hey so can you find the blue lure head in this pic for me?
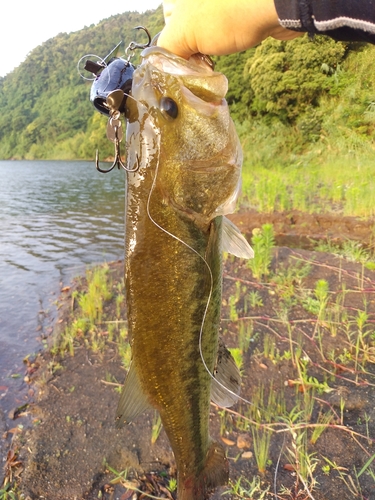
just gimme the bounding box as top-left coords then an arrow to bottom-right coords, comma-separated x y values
83,27 -> 152,117
87,57 -> 135,116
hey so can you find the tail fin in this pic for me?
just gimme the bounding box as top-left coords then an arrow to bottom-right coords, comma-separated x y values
178,441 -> 229,500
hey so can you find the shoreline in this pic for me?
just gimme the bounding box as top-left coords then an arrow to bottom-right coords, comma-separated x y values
4,213 -> 375,498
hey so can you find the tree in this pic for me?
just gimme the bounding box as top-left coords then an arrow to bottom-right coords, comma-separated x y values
247,35 -> 348,122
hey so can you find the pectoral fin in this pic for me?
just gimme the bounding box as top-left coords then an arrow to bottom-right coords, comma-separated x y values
222,217 -> 254,259
115,362 -> 151,428
211,340 -> 241,408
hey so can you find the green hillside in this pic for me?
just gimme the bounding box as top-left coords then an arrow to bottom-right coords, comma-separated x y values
0,6 -> 164,160
1,5 -> 375,206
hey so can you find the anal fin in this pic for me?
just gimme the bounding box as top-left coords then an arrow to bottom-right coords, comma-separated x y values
211,339 -> 241,408
115,362 -> 151,428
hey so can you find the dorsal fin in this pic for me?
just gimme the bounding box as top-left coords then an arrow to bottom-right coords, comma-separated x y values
211,339 -> 241,408
222,217 -> 254,259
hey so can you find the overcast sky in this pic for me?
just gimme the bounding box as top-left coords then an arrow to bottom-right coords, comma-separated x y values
0,0 -> 161,77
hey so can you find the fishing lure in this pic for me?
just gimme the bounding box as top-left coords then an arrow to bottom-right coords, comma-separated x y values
79,26 -> 152,173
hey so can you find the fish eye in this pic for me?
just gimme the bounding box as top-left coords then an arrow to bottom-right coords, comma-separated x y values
160,97 -> 178,119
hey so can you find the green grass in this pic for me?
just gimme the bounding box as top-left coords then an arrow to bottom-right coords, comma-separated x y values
237,44 -> 375,219
51,263 -> 131,367
78,264 -> 112,326
241,159 -> 375,217
0,483 -> 19,500
151,412 -> 163,445
240,145 -> 375,217
220,223 -> 375,499
223,476 -> 270,499
249,386 -> 277,474
247,223 -> 275,280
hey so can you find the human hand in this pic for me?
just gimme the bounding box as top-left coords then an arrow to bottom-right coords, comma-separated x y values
157,0 -> 301,59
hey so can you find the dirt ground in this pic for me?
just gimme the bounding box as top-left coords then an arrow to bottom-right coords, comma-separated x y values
3,210 -> 375,500
229,209 -> 375,250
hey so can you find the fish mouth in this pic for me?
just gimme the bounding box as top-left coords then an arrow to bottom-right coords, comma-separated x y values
141,46 -> 214,75
141,46 -> 229,102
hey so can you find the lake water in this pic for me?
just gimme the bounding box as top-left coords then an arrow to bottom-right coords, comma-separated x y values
0,160 -> 125,413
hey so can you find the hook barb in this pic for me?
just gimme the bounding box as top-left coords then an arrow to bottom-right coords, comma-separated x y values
127,26 -> 152,51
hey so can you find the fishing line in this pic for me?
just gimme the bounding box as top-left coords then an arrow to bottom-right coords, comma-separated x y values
76,54 -> 106,81
143,129 -> 256,410
123,93 -> 148,112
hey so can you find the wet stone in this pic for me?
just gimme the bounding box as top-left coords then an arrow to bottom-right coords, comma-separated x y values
327,386 -> 368,412
107,446 -> 140,471
236,433 -> 251,450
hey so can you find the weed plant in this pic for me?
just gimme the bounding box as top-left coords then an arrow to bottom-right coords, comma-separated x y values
0,483 -> 19,500
238,320 -> 255,353
151,411 -> 163,445
220,223 -> 375,498
315,239 -> 375,269
78,264 -> 112,326
310,410 -> 334,445
245,290 -> 263,310
272,260 -> 311,309
224,476 -> 270,499
249,386 -> 278,474
248,223 -> 275,280
52,263 -> 130,369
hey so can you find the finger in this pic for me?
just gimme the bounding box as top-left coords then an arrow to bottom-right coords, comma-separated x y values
162,0 -> 176,23
157,26 -> 193,59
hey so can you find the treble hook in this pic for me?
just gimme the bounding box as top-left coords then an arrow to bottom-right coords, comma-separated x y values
96,137 -> 126,174
126,26 -> 152,54
96,119 -> 139,173
96,147 -> 139,173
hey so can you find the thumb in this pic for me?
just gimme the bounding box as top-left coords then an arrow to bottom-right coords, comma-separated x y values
162,0 -> 175,23
157,23 -> 194,59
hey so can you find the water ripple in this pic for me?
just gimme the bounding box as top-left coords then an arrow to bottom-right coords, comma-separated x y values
0,160 -> 125,385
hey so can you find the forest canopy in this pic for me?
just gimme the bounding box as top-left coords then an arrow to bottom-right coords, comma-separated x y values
0,5 -> 374,164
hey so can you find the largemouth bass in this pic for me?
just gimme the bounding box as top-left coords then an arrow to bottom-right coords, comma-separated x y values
116,46 -> 253,500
